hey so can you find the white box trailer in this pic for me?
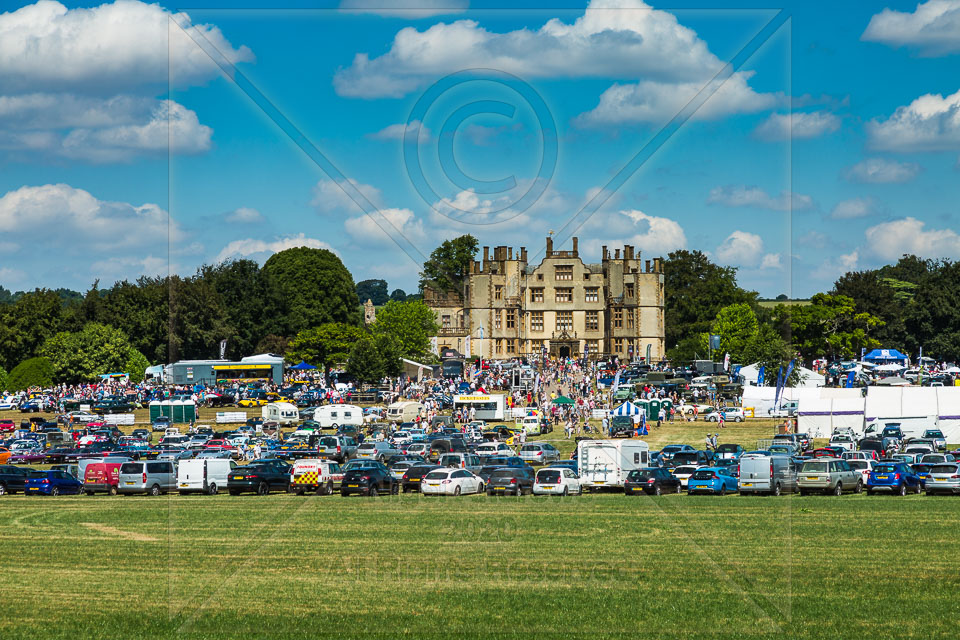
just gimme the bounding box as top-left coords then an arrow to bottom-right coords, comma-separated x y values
577,439 -> 650,490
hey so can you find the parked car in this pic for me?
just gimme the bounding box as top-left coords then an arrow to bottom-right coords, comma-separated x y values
706,408 -> 744,422
475,442 -> 517,459
0,464 -> 33,494
624,467 -> 681,495
519,442 -> 560,465
922,429 -> 947,451
178,458 -> 236,495
401,463 -> 441,492
83,461 -> 124,495
920,453 -> 956,465
715,444 -> 745,461
356,441 -> 400,462
670,465 -> 700,490
828,434 -> 856,451
687,466 -> 739,495
438,452 -> 482,474
533,466 -> 582,496
25,469 -> 84,495
846,459 -> 874,487
655,444 -> 695,466
668,450 -> 713,470
420,468 -> 484,496
289,459 -> 343,495
486,466 -> 536,496
798,458 -> 863,495
117,461 -> 177,495
912,463 -> 933,488
315,435 -> 358,463
340,460 -> 397,496
227,460 -> 292,495
866,462 -> 922,496
739,453 -> 798,495
924,463 -> 960,495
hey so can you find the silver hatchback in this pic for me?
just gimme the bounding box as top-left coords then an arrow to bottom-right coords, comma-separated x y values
925,463 -> 960,495
519,443 -> 560,465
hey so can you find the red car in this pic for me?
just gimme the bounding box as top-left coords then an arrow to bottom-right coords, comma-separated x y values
0,420 -> 15,433
811,447 -> 845,458
204,439 -> 230,449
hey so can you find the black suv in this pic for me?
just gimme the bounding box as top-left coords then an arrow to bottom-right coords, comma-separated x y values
486,466 -> 536,496
625,468 -> 681,496
0,465 -> 33,495
401,463 -> 441,493
227,460 -> 292,495
340,461 -> 398,496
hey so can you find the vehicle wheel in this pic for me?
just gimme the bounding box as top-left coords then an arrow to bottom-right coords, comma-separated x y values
719,485 -> 726,496
478,483 -> 484,493
898,483 -> 907,497
369,486 -> 379,497
207,483 -> 218,495
487,490 -> 494,496
0,484 -> 7,496
295,487 -> 305,496
799,489 -> 807,496
85,490 -> 94,496
402,485 -> 410,493
866,489 -> 873,496
149,484 -> 160,497
256,482 -> 269,496
391,482 -> 399,495
915,483 -> 922,495
735,417 -> 743,422
654,485 -> 662,496
325,481 -> 334,496
340,491 -> 349,497
51,487 -> 60,496
562,486 -> 568,497
854,480 -> 863,494
454,486 -> 461,496
773,483 -> 782,497
676,483 -> 682,494
108,485 -> 117,496
229,489 -> 241,495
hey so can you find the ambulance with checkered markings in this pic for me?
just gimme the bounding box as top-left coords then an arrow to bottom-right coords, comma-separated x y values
290,458 -> 344,495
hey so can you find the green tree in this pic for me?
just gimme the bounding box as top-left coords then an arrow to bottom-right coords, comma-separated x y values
663,250 -> 757,361
371,300 -> 439,360
741,324 -> 800,386
40,323 -> 138,383
374,333 -> 403,377
778,293 -> 884,361
0,289 -> 67,370
7,356 -> 54,390
389,288 -> 408,301
91,278 -> 170,363
699,303 -> 759,364
168,276 -> 233,361
356,279 -> 390,306
286,323 -> 366,372
125,349 -> 151,384
255,334 -> 289,356
347,336 -> 386,384
0,365 -> 7,392
419,235 -> 479,294
263,247 -> 361,334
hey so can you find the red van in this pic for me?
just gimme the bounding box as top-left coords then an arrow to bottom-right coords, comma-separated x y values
83,462 -> 123,495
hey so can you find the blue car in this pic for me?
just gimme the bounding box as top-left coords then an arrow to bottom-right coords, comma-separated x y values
687,467 -> 739,495
25,469 -> 84,496
866,462 -> 922,495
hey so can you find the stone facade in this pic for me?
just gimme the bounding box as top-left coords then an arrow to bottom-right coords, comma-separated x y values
424,236 -> 665,361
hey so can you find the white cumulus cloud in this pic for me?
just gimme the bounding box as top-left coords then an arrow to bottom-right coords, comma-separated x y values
844,157 -> 921,183
311,178 -> 384,213
830,197 -> 877,220
862,0 -> 960,56
225,207 -> 263,223
708,185 -> 815,212
753,111 -> 840,141
864,217 -> 960,261
339,0 -> 468,18
367,119 -> 431,141
216,234 -> 333,263
867,88 -> 960,152
344,207 -> 427,245
715,230 -> 774,268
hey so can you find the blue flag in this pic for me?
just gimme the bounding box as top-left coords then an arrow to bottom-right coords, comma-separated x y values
774,366 -> 784,406
784,359 -> 796,387
757,365 -> 766,386
845,370 -> 855,388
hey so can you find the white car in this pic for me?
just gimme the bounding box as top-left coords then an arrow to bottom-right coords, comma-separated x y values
707,408 -> 745,422
828,434 -> 856,451
671,465 -> 701,489
475,442 -> 516,458
65,411 -> 99,423
420,468 -> 484,496
533,467 -> 582,496
846,459 -> 873,487
404,442 -> 430,457
390,431 -> 413,446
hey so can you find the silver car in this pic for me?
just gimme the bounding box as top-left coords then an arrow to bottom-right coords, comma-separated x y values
798,458 -> 863,495
925,463 -> 960,495
519,443 -> 560,465
117,461 -> 177,495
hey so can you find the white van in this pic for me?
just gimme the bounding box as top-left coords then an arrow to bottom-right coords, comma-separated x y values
516,415 -> 543,435
386,401 -> 424,423
262,402 -> 300,425
739,453 -> 798,495
177,458 -> 236,495
313,404 -> 364,429
577,439 -> 650,490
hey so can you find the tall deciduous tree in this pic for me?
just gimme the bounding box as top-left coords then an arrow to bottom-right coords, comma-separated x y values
6,356 -> 54,391
347,336 -> 386,384
0,289 -> 67,370
40,323 -> 140,383
699,303 -> 759,364
286,323 -> 366,372
777,293 -> 884,361
371,300 -> 439,360
356,279 -> 390,306
419,235 -> 479,294
263,247 -> 361,333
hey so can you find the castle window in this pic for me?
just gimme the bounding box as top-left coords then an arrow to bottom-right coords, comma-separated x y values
586,311 -> 599,331
494,285 -> 503,300
555,288 -> 572,303
530,311 -> 544,332
557,311 -> 573,331
613,308 -> 623,328
555,265 -> 573,280
585,287 -> 599,303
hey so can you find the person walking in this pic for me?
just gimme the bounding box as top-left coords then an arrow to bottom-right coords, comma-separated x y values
601,415 -> 609,437
704,434 -> 713,452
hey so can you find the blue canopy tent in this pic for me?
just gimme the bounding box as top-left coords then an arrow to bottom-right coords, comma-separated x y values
611,401 -> 642,416
863,349 -> 908,364
289,361 -> 317,370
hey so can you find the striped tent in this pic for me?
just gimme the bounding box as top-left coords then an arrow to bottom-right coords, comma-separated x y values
611,401 -> 643,416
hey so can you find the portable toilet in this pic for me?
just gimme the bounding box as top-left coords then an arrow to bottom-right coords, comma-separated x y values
647,399 -> 661,421
149,401 -> 163,421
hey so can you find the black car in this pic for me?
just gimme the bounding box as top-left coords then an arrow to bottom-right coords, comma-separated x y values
43,447 -> 83,464
625,467 -> 681,496
340,461 -> 398,496
401,463 -> 441,492
669,450 -> 714,469
227,460 -> 292,495
0,465 -> 33,495
131,428 -> 151,442
92,399 -> 135,414
486,467 -> 536,496
428,438 -> 467,463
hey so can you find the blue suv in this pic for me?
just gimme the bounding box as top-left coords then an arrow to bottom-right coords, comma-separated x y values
866,462 -> 922,496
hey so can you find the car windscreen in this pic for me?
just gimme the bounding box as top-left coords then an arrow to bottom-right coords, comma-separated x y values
848,461 -> 868,470
358,443 -> 375,450
673,466 -> 697,474
520,445 -> 540,452
490,469 -> 519,479
423,470 -> 449,480
873,464 -> 897,473
27,471 -> 47,478
537,470 -> 561,483
672,453 -> 698,464
318,438 -> 339,447
716,444 -> 739,452
119,463 -> 142,474
931,464 -> 958,474
627,470 -> 653,480
692,469 -> 715,480
801,462 -> 828,473
661,445 -> 683,453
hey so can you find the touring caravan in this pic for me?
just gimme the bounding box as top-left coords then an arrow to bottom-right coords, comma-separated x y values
313,404 -> 364,429
386,401 -> 424,423
262,402 -> 300,425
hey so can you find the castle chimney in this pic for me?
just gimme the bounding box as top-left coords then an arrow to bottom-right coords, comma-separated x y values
602,245 -> 608,261
645,259 -> 651,272
508,247 -> 513,260
572,237 -> 579,256
546,235 -> 553,256
520,247 -> 527,262
615,248 -> 621,259
483,246 -> 490,268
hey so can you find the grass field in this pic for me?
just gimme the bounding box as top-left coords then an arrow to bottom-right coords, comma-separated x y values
3,490 -> 960,639
6,409 -> 958,638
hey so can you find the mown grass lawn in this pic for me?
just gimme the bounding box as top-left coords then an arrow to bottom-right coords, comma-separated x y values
2,491 -> 959,639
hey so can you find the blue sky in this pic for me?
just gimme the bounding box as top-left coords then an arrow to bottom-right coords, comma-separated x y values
1,0 -> 958,298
